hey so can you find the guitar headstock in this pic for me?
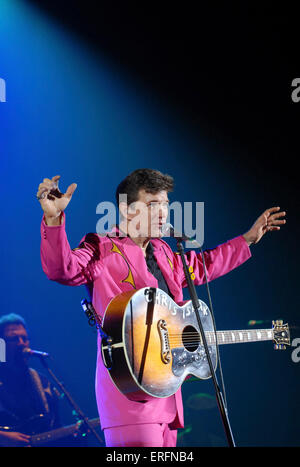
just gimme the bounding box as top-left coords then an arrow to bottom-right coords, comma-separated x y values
272,320 -> 290,349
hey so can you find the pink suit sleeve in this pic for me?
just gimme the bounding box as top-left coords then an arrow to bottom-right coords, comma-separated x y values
174,235 -> 251,287
40,211 -> 99,286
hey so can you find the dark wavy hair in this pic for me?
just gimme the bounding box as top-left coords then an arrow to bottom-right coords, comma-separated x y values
0,313 -> 27,338
115,168 -> 174,207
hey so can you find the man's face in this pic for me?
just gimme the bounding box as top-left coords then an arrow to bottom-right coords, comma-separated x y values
126,189 -> 169,238
3,324 -> 30,366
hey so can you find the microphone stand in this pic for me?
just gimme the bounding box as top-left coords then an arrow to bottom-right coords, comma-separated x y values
176,239 -> 236,447
38,356 -> 103,445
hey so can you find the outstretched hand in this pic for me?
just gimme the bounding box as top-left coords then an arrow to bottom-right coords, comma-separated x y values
243,207 -> 286,246
36,175 -> 77,224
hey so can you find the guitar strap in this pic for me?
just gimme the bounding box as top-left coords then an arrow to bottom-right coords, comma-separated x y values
28,368 -> 50,415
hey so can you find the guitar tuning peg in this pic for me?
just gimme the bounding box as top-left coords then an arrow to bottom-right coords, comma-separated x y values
274,344 -> 286,350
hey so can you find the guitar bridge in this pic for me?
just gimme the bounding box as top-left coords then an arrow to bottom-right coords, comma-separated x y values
157,319 -> 171,364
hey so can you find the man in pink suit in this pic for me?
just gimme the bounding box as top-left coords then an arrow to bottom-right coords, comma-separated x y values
37,169 -> 286,447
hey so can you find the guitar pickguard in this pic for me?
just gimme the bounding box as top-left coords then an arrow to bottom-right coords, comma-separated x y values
171,345 -> 216,380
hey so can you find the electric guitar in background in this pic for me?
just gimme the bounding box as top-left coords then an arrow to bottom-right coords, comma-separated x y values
0,414 -> 100,446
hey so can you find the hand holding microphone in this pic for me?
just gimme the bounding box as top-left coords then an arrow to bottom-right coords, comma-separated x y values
36,175 -> 77,226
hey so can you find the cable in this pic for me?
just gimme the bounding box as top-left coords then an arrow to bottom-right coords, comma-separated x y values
199,246 -> 228,412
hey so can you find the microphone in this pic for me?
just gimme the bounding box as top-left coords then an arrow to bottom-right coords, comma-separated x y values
162,223 -> 201,248
23,348 -> 50,359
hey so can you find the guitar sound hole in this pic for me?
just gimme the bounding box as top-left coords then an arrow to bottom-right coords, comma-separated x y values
182,325 -> 200,352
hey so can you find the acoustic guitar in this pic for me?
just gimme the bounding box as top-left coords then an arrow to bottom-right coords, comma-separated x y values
100,287 -> 290,400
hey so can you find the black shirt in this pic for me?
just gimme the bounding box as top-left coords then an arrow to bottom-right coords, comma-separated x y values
0,365 -> 87,446
145,242 -> 173,298
113,226 -> 173,298
0,365 -> 59,432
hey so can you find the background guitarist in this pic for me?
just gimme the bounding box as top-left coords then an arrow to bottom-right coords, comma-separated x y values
37,168 -> 286,447
0,313 -> 87,447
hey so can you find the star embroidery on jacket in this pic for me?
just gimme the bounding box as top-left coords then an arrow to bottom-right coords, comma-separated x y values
109,239 -> 136,289
162,246 -> 174,271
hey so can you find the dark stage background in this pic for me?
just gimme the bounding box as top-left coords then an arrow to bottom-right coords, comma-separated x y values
0,1 -> 299,447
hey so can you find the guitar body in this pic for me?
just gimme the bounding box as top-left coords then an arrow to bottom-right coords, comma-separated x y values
101,287 -> 217,400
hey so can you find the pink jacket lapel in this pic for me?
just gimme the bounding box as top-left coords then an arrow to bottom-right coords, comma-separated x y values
152,241 -> 180,300
107,229 -> 158,289
107,227 -> 180,299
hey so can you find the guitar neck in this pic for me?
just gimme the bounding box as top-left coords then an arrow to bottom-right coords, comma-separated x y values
30,418 -> 99,446
206,328 -> 273,346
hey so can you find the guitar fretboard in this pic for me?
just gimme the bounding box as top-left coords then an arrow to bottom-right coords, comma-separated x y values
207,329 -> 273,345
30,418 -> 100,446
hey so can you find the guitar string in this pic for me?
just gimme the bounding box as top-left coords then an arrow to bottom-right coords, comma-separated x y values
167,331 -> 271,340
167,338 -> 269,342
157,329 -> 274,347
168,330 -> 271,335
167,331 -> 273,345
168,335 -> 271,342
168,331 -> 271,337
167,338 -> 272,349
167,341 -> 269,347
167,340 -> 254,349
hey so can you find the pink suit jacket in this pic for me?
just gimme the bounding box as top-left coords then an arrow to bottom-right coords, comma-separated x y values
40,212 -> 251,430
